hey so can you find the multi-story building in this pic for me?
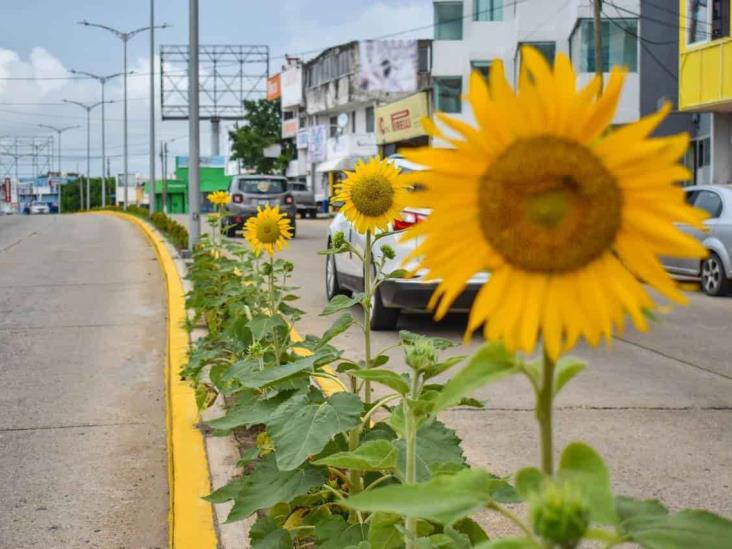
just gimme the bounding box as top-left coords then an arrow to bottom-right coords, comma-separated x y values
431,0 -> 695,146
679,0 -> 731,186
278,39 -> 432,210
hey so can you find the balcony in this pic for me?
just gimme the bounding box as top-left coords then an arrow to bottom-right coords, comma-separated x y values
679,38 -> 732,111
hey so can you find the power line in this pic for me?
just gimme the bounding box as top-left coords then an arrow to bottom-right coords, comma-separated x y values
600,8 -> 676,46
604,0 -> 709,35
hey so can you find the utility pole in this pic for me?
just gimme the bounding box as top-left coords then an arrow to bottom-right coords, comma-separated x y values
78,19 -> 169,211
69,70 -> 122,208
160,140 -> 168,213
593,0 -> 604,95
188,0 -> 201,251
64,99 -> 112,210
149,0 -> 157,216
38,124 -> 79,174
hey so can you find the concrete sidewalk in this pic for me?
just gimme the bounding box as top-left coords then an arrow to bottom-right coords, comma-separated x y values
0,214 -> 168,548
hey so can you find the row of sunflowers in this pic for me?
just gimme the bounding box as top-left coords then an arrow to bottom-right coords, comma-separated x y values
183,49 -> 732,548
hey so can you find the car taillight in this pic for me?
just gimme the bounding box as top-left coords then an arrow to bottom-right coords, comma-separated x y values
232,194 -> 243,203
284,194 -> 294,205
393,210 -> 427,231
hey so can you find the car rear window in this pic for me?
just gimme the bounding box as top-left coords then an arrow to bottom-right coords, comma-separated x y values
238,179 -> 286,194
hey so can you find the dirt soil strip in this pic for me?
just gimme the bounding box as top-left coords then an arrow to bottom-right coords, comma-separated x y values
97,212 -> 217,549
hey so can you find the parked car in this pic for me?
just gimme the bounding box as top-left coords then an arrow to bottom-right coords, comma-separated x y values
225,175 -> 297,238
325,155 -> 488,330
29,202 -> 50,215
288,177 -> 319,219
662,184 -> 732,296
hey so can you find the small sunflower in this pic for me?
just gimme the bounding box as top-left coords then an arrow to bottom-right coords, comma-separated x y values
209,191 -> 231,206
333,156 -> 409,234
402,47 -> 707,359
244,205 -> 293,256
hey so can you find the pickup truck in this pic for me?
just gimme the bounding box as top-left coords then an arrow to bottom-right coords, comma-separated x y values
288,177 -> 319,219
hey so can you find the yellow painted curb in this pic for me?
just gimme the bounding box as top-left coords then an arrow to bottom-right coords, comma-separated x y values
95,212 -> 217,549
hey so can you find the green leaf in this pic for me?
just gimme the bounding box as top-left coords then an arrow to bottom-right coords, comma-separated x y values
351,368 -> 410,395
558,442 -> 617,524
248,314 -> 289,340
433,342 -> 517,412
346,468 -> 503,525
249,515 -> 291,549
236,447 -> 259,467
553,357 -> 586,396
425,355 -> 466,380
617,496 -> 732,549
315,515 -> 368,549
322,293 -> 363,315
239,353 -> 329,390
205,390 -> 294,430
515,467 -> 545,500
314,440 -> 397,471
368,512 -> 403,549
268,392 -> 363,470
386,268 -> 409,279
395,419 -> 466,481
452,517 -> 490,544
223,456 -> 327,522
319,313 -> 354,347
474,539 -> 540,549
204,477 -> 246,504
399,330 -> 454,350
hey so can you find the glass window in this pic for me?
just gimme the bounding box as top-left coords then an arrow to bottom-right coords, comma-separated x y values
238,179 -> 287,194
365,106 -> 375,133
434,77 -> 463,113
475,0 -> 503,21
570,19 -> 638,72
329,115 -> 338,138
519,42 -> 556,66
694,190 -> 723,218
688,0 -> 710,43
470,60 -> 492,81
435,2 -> 463,40
696,137 -> 711,167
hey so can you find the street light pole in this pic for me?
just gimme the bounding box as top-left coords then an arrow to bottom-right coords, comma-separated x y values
188,0 -> 201,251
38,124 -> 79,174
149,0 -> 157,216
69,70 -> 122,208
77,19 -> 170,211
63,99 -> 113,210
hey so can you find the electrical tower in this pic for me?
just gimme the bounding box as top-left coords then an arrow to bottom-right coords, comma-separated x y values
0,136 -> 55,181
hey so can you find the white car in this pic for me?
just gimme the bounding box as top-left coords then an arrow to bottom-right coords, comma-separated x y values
29,202 -> 50,215
325,155 -> 488,330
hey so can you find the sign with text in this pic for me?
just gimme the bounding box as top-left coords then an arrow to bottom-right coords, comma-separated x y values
282,117 -> 299,139
307,125 -> 327,163
267,73 -> 282,101
358,40 -> 418,93
375,92 -> 429,145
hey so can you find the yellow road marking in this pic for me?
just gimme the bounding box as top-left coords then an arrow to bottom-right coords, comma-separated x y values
95,212 -> 217,549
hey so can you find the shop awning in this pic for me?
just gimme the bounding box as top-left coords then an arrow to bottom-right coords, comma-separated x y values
315,156 -> 364,172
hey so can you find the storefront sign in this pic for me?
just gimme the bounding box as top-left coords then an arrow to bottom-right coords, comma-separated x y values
308,125 -> 327,162
267,73 -> 281,101
282,117 -> 299,138
375,92 -> 429,145
296,128 -> 309,149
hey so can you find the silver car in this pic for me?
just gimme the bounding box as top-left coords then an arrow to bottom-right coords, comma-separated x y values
662,185 -> 732,296
224,175 -> 297,237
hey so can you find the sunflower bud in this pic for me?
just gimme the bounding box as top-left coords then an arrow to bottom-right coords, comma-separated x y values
530,482 -> 590,548
404,337 -> 438,372
282,260 -> 295,273
380,244 -> 396,260
332,231 -> 346,249
261,262 -> 273,275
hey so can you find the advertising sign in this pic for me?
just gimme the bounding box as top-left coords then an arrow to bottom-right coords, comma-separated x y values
281,66 -> 303,107
375,92 -> 429,145
358,40 -> 418,93
267,73 -> 282,101
296,128 -> 309,149
176,155 -> 227,168
282,117 -> 299,139
308,125 -> 327,162
2,178 -> 10,202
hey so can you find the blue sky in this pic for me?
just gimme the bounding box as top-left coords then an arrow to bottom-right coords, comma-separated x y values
0,0 -> 432,176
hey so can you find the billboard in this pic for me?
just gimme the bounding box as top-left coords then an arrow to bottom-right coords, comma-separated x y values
307,126 -> 327,163
296,128 -> 309,149
375,92 -> 429,145
281,66 -> 303,107
176,155 -> 227,168
267,73 -> 282,101
2,178 -> 10,202
358,40 -> 418,93
282,117 -> 299,139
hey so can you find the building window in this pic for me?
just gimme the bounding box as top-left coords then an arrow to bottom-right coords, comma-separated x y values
434,77 -> 463,113
570,18 -> 638,72
435,2 -> 463,40
365,106 -> 375,133
689,0 -> 730,43
470,61 -> 492,81
475,0 -> 503,21
518,42 -> 556,66
329,115 -> 338,138
351,111 -> 356,133
696,136 -> 711,167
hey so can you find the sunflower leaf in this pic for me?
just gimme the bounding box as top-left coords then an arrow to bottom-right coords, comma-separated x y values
321,293 -> 364,315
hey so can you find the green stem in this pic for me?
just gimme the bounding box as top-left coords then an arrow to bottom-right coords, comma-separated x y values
363,230 -> 374,405
486,502 -> 534,539
404,371 -> 420,549
348,427 -> 364,495
537,348 -> 556,475
268,255 -> 281,367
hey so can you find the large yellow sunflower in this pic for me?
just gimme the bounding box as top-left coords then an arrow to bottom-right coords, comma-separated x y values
244,205 -> 293,256
333,156 -> 410,234
402,47 -> 707,359
209,190 -> 231,206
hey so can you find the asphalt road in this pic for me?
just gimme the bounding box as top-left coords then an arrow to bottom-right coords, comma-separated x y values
0,214 -> 167,548
280,218 -> 732,527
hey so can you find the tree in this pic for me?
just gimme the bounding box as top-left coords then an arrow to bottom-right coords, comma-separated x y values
229,98 -> 292,174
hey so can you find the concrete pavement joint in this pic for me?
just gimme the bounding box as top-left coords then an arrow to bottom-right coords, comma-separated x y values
0,321 -> 160,332
614,335 -> 732,381
0,421 -> 151,433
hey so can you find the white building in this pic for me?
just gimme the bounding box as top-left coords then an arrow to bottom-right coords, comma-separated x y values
431,0 -> 642,130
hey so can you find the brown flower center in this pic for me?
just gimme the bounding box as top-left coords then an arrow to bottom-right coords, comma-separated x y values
478,136 -> 622,273
349,176 -> 395,217
256,218 -> 281,244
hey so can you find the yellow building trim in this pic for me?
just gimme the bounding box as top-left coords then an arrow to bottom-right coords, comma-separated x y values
95,212 -> 217,549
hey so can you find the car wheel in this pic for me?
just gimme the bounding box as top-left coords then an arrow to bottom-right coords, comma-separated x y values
701,252 -> 731,296
290,218 -> 297,238
308,209 -> 318,219
369,286 -> 399,330
325,250 -> 349,299
300,211 -> 307,219
225,225 -> 237,238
